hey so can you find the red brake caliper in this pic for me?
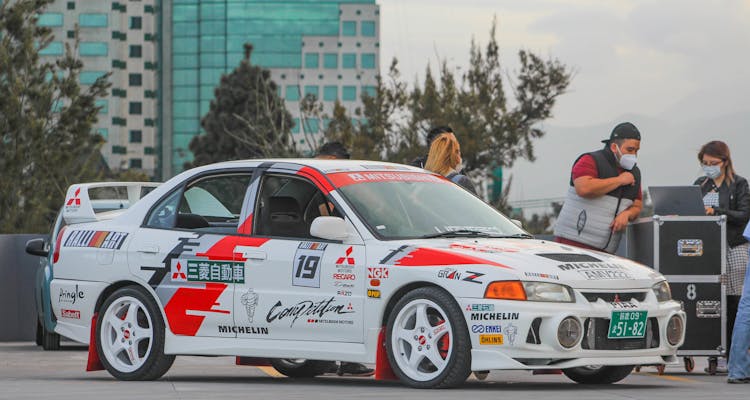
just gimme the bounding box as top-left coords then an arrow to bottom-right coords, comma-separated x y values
437,319 -> 449,358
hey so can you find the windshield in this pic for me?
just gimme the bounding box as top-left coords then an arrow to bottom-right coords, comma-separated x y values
335,176 -> 527,240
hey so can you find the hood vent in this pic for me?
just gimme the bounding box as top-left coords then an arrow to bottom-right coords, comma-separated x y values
536,253 -> 602,262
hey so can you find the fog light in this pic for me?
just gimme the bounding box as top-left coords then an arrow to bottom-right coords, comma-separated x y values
666,315 -> 684,346
557,317 -> 582,349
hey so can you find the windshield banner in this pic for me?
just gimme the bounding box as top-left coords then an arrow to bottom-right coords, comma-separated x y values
327,171 -> 448,188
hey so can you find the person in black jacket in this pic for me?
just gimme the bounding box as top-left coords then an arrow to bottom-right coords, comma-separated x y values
410,126 -> 453,168
694,140 -> 750,372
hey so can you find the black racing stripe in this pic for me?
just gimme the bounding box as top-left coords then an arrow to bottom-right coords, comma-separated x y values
379,245 -> 409,264
536,253 -> 602,262
142,235 -> 203,289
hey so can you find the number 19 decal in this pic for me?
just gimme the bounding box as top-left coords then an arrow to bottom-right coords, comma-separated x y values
292,242 -> 327,288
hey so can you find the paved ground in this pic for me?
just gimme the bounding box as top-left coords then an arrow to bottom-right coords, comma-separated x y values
0,342 -> 747,400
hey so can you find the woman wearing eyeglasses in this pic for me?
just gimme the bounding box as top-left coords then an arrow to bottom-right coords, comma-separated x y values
694,140 -> 750,373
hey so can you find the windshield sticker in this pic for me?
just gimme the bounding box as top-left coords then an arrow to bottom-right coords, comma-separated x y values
63,230 -> 128,249
327,171 -> 447,187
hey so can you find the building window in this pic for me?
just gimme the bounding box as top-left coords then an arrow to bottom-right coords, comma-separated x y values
129,159 -> 142,169
95,99 -> 108,114
304,53 -> 319,69
362,86 -> 376,98
303,118 -> 319,134
129,73 -> 142,86
361,53 -> 375,69
112,145 -> 127,154
112,31 -> 127,40
112,88 -> 127,97
130,16 -> 142,29
342,53 -> 356,69
323,86 -> 337,101
129,130 -> 142,143
80,71 -> 106,85
112,59 -> 126,69
39,42 -> 64,56
304,85 -> 318,99
342,21 -> 356,36
323,53 -> 337,69
144,147 -> 155,155
37,13 -> 63,27
67,30 -> 75,39
342,86 -> 356,101
129,45 -> 142,58
129,101 -> 142,115
67,2 -> 75,10
79,13 -> 108,27
285,86 -> 300,101
361,21 -> 376,37
79,42 -> 108,57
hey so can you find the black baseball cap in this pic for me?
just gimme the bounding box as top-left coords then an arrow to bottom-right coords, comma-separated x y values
602,122 -> 641,143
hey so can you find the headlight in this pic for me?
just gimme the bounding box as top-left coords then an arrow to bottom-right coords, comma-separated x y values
485,281 -> 575,302
652,281 -> 672,302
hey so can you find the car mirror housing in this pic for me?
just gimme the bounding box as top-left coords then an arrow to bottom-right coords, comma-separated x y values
25,238 -> 49,258
511,219 -> 524,229
310,216 -> 349,241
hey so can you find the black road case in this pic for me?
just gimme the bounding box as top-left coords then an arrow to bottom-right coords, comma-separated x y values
626,215 -> 727,371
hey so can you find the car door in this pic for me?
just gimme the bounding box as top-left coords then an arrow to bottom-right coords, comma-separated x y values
234,172 -> 366,342
128,171 -> 254,338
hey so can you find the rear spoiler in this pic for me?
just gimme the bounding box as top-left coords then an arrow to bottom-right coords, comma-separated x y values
62,182 -> 161,224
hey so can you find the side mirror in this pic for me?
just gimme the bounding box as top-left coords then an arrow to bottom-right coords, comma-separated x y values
310,216 -> 349,241
26,238 -> 49,257
511,219 -> 524,229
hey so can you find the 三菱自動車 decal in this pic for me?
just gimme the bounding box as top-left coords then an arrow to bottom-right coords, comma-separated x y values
466,304 -> 494,312
266,297 -> 355,327
171,259 -> 245,284
240,288 -> 259,323
64,230 -> 128,250
292,242 -> 327,288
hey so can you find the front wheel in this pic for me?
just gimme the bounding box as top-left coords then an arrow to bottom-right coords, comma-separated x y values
562,365 -> 634,384
96,286 -> 174,380
270,359 -> 333,378
386,286 -> 471,388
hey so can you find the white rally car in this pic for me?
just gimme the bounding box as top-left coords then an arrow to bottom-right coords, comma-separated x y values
52,159 -> 685,388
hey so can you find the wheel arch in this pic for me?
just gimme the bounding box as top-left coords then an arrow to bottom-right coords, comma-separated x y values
380,281 -> 448,327
94,280 -> 169,330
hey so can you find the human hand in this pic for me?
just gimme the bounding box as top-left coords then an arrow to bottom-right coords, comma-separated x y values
618,171 -> 635,186
705,206 -> 715,215
610,211 -> 631,232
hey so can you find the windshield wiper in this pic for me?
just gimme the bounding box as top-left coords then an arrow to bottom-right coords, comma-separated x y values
490,233 -> 534,239
420,230 -> 495,239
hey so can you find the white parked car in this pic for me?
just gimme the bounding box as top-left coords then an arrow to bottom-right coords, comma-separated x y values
51,159 -> 685,388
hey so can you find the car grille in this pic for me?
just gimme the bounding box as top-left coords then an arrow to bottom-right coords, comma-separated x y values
581,291 -> 648,303
581,317 -> 660,350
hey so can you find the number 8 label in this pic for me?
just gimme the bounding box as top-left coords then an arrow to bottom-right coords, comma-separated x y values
686,284 -> 697,301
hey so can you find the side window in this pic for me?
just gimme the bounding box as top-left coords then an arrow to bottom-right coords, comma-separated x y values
255,174 -> 342,239
146,173 -> 252,232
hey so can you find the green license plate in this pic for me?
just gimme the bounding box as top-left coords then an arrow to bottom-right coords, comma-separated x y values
607,310 -> 648,339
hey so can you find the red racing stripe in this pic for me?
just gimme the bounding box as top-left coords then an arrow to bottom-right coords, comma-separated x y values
297,166 -> 335,194
164,283 -> 228,336
237,213 -> 253,235
394,247 -> 512,269
196,236 -> 269,261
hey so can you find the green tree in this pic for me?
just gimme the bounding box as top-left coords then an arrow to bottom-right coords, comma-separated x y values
0,0 -> 111,233
187,44 -> 297,168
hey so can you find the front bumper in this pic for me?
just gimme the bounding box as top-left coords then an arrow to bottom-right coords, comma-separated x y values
459,292 -> 685,371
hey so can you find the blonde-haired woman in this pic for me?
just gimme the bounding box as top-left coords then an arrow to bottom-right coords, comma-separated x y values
424,132 -> 476,194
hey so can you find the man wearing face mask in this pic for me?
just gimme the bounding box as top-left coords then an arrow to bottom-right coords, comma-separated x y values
553,122 -> 643,253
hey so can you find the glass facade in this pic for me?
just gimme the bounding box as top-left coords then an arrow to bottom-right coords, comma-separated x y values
167,0 -> 379,175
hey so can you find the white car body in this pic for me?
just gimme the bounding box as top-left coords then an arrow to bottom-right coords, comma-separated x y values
51,159 -> 685,387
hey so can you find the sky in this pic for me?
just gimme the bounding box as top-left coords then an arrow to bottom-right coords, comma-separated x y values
378,0 -> 750,207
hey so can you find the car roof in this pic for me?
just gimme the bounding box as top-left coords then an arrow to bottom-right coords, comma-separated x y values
208,158 -> 426,175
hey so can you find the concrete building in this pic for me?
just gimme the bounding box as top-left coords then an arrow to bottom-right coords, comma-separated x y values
161,0 -> 380,178
38,0 -> 160,176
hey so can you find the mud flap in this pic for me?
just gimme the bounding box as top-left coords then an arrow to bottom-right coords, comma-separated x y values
86,313 -> 104,371
374,327 -> 397,381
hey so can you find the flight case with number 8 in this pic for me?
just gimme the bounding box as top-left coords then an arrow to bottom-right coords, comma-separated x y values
626,215 -> 726,371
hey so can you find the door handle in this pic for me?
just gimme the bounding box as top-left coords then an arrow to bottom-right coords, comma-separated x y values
241,250 -> 266,261
137,246 -> 159,254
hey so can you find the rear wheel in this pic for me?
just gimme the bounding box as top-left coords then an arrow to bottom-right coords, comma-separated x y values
563,365 -> 634,384
96,286 -> 174,380
270,359 -> 333,378
39,321 -> 60,351
386,286 -> 471,388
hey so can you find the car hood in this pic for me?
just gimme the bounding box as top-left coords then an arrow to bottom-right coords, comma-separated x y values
386,238 -> 663,290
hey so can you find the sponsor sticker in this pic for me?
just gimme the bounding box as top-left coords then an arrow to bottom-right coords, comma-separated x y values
336,246 -> 356,266
218,325 -> 269,335
184,260 -> 245,284
337,289 -> 352,297
557,262 -> 633,280
370,278 -> 381,287
479,334 -> 504,345
470,312 -> 519,321
471,324 -> 502,334
61,309 -> 81,319
333,272 -> 356,281
266,297 -> 355,327
367,267 -> 389,279
240,289 -> 259,323
462,271 -> 484,284
59,285 -> 85,305
367,289 -> 381,298
524,271 -> 560,280
466,304 -> 495,312
292,242 -> 326,288
63,230 -> 128,250
503,322 -> 518,345
437,268 -> 461,280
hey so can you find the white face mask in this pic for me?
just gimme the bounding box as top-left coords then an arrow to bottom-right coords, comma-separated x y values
615,145 -> 637,170
703,165 -> 722,179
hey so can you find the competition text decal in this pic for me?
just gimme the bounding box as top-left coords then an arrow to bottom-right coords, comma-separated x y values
266,297 -> 355,327
171,259 -> 245,284
64,230 -> 128,249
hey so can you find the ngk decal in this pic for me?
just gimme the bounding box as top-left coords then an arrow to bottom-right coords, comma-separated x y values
367,267 -> 389,279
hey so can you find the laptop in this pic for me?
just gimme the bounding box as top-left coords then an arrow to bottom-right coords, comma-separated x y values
648,186 -> 706,216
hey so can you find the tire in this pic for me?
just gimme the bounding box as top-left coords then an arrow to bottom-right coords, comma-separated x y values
96,286 -> 174,380
562,365 -> 634,384
270,359 -> 333,378
385,286 -> 471,388
40,322 -> 60,351
35,321 -> 43,346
